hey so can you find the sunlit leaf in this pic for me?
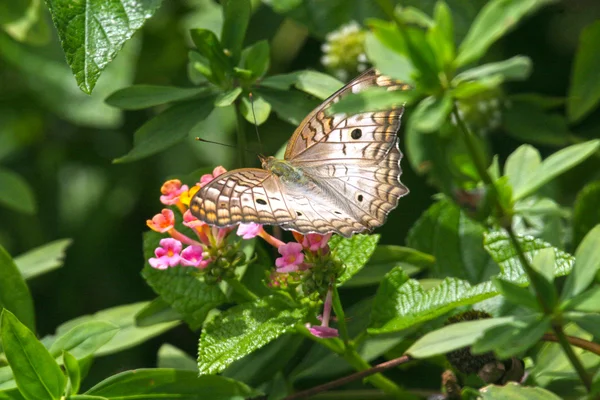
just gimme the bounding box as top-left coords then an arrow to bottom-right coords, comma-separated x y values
46,0 -> 162,93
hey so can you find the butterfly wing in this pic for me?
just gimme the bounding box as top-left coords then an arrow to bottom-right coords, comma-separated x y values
282,68 -> 409,235
190,169 -> 295,226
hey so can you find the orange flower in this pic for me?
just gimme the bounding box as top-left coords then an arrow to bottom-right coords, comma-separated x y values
147,209 -> 175,233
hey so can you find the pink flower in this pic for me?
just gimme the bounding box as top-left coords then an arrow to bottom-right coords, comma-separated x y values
147,209 -> 175,233
307,325 -> 339,339
148,238 -> 182,269
183,210 -> 205,229
237,223 -> 262,239
302,233 -> 332,252
275,242 -> 304,272
180,245 -> 209,268
199,166 -> 227,187
306,287 -> 339,338
160,179 -> 189,205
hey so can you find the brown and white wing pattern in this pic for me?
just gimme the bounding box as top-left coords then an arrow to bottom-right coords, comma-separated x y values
281,68 -> 409,236
189,169 -> 295,226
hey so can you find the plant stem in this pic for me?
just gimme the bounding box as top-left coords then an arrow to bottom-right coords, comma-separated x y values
542,332 -> 600,356
551,324 -> 593,391
453,105 -> 593,392
234,100 -> 247,168
283,355 -> 412,400
225,278 -> 258,301
331,286 -> 350,347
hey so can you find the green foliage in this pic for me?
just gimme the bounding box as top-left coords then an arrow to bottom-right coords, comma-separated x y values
1,310 -> 65,400
197,295 -> 307,375
0,246 -> 35,331
2,0 -> 600,398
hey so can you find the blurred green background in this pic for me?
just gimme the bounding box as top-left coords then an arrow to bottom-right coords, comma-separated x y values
1,0 -> 599,388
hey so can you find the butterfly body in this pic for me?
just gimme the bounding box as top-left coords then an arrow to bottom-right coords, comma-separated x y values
190,69 -> 410,238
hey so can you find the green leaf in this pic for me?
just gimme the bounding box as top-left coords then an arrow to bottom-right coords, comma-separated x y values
223,334 -> 303,386
573,181 -> 600,248
531,247 -> 556,284
134,297 -> 182,327
344,245 -> 433,288
84,369 -> 260,399
49,321 -> 119,360
484,230 -> 574,284
13,239 -> 72,280
492,278 -> 538,311
50,302 -> 179,357
472,316 -> 550,358
1,310 -> 65,400
239,93 -> 271,125
561,225 -> 600,300
326,87 -> 417,116
190,29 -> 232,87
63,351 -> 80,396
456,0 -> 555,66
45,0 -> 162,94
480,382 -> 562,399
240,40 -> 270,79
197,296 -> 306,375
567,21 -> 600,123
365,30 -> 415,84
261,70 -> 343,100
563,286 -> 600,312
409,94 -> 453,133
407,200 -> 497,283
406,316 -> 514,358
427,1 -> 455,70
503,101 -> 571,147
114,95 -> 217,163
157,344 -> 197,371
255,87 -> 319,125
0,245 -> 35,331
503,145 -> 541,197
105,86 -> 208,110
565,312 -> 600,338
0,168 -> 36,214
331,234 -> 379,284
453,56 -> 532,84
513,140 -> 600,200
370,267 -> 411,330
214,87 -> 242,107
220,0 -> 251,65
142,231 -> 226,331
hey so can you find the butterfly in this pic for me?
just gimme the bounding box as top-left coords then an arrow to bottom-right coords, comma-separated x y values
190,68 -> 410,238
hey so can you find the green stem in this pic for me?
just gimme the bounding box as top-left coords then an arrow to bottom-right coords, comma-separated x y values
331,286 -> 350,347
453,105 -> 593,392
225,278 -> 258,301
551,323 -> 592,391
234,100 -> 247,168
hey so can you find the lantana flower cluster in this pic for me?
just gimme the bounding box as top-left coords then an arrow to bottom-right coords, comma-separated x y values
146,166 -> 342,338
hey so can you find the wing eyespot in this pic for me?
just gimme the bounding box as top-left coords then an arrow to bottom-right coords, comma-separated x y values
256,198 -> 267,205
351,128 -> 362,140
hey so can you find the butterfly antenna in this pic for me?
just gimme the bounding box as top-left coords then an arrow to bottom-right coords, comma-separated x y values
195,137 -> 255,154
249,92 -> 264,154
